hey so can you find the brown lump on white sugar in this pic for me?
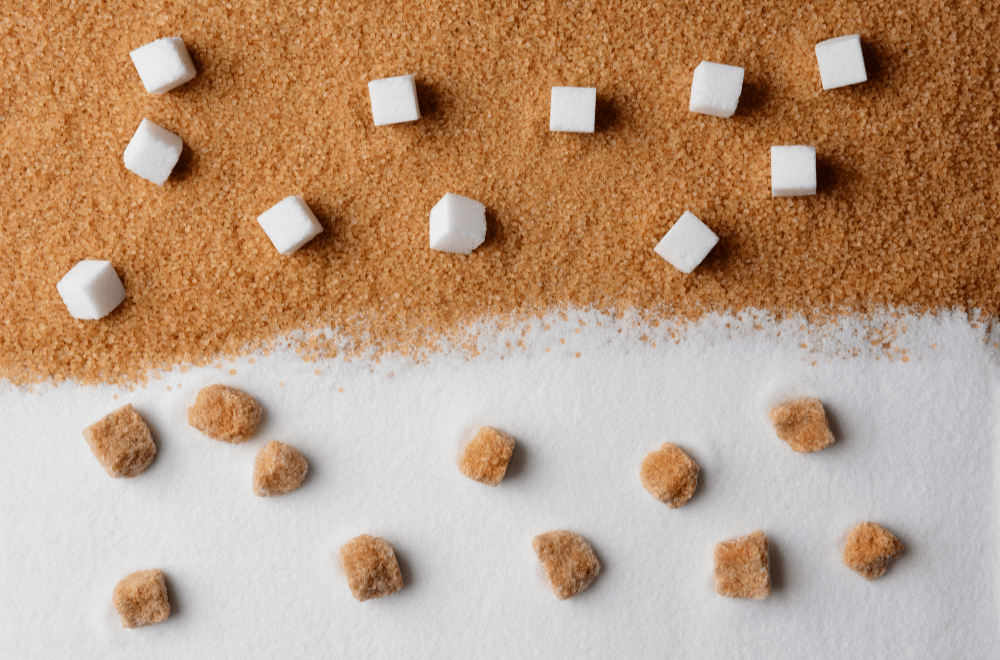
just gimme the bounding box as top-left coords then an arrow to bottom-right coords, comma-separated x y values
113,569 -> 170,629
640,442 -> 699,507
714,530 -> 771,600
253,440 -> 308,496
843,522 -> 903,580
339,534 -> 404,601
83,403 -> 156,478
458,426 -> 515,486
532,530 -> 601,600
187,384 -> 262,443
769,397 -> 835,453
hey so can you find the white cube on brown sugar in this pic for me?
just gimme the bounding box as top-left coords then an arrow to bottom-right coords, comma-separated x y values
653,211 -> 719,274
368,74 -> 421,126
815,34 -> 867,90
257,196 -> 324,255
57,260 -> 126,320
129,37 -> 197,94
771,146 -> 817,197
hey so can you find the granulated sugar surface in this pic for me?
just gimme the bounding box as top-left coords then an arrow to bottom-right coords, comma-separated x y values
1,1 -> 997,384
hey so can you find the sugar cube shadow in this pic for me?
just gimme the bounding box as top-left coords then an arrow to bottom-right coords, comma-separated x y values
768,536 -> 785,593
170,143 -> 198,184
163,572 -> 184,620
502,438 -> 528,481
594,94 -> 621,133
393,544 -> 417,592
733,77 -> 769,117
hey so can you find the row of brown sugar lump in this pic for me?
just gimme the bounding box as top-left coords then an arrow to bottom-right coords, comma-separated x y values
55,32 -> 869,320
88,387 -> 902,627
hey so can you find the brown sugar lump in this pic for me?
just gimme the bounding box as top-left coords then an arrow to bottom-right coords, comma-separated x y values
714,530 -> 771,600
458,426 -> 515,486
339,534 -> 404,601
532,531 -> 601,600
639,442 -> 699,508
768,397 -> 835,453
843,522 -> 904,580
113,569 -> 170,628
253,440 -> 309,496
187,384 -> 262,443
83,404 -> 156,478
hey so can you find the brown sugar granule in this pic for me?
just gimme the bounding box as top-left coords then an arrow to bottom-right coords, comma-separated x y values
458,426 -> 515,486
187,384 -> 262,443
83,403 -> 156,478
2,3 -> 998,386
532,530 -> 601,600
113,569 -> 170,629
639,442 -> 699,508
843,522 -> 903,580
339,534 -> 404,602
252,440 -> 308,496
769,397 -> 835,453
714,530 -> 771,600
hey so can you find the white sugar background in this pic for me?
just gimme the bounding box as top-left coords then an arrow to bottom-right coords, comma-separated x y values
2,309 -> 998,659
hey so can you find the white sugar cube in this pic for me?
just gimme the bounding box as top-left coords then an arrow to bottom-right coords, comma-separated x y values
654,211 -> 719,274
257,196 -> 324,255
368,74 -> 421,126
771,146 -> 817,197
815,34 -> 867,90
57,260 -> 126,320
123,119 -> 183,186
689,61 -> 745,118
429,193 -> 487,255
129,37 -> 197,94
550,86 -> 597,133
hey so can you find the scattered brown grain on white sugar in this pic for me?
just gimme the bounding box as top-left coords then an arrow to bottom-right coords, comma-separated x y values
187,384 -> 262,443
339,534 -> 404,602
714,530 -> 771,600
532,530 -> 601,600
639,442 -> 699,508
113,569 -> 170,629
253,440 -> 308,496
458,426 -> 515,486
843,522 -> 903,580
769,397 -> 835,453
83,403 -> 156,478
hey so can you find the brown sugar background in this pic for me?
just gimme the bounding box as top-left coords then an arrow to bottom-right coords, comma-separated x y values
1,1 -> 997,385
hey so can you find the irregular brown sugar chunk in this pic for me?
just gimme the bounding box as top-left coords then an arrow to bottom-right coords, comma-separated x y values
253,440 -> 309,496
714,530 -> 771,600
769,397 -> 835,453
187,384 -> 262,443
843,522 -> 904,580
339,534 -> 404,601
532,530 -> 601,600
640,442 -> 699,507
458,426 -> 515,486
113,569 -> 170,629
83,403 -> 156,478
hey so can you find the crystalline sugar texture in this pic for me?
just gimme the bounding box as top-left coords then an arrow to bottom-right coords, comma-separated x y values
429,193 -> 487,255
654,211 -> 719,274
689,61 -> 745,118
129,37 -> 197,94
57,260 -> 126,320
